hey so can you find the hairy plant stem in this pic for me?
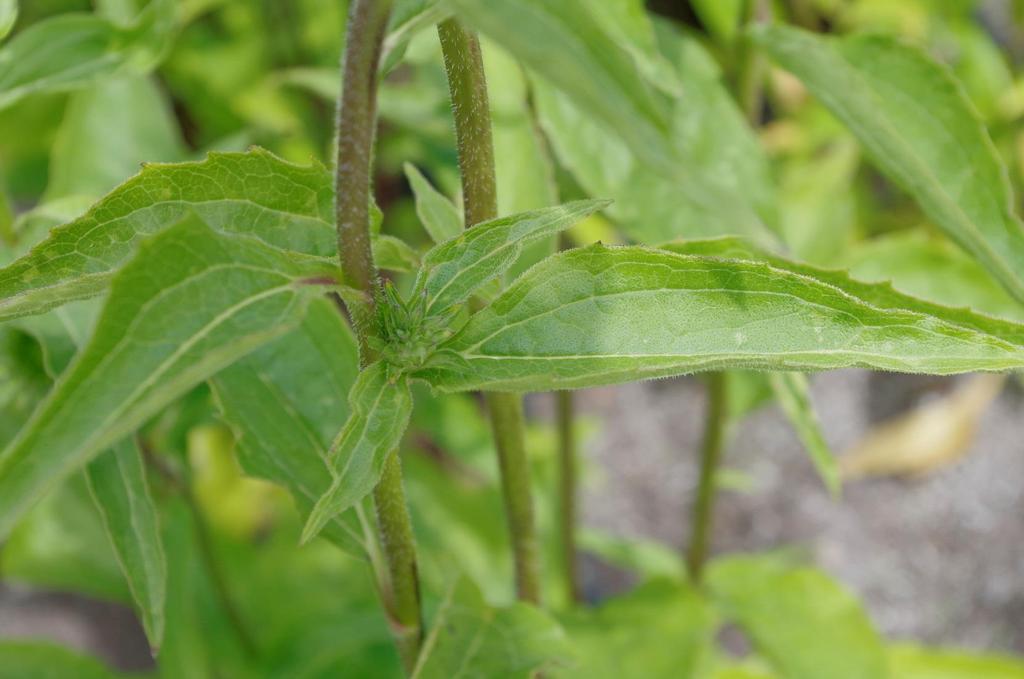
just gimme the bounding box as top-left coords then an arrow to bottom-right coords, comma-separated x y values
438,18 -> 542,605
556,391 -> 580,604
685,372 -> 728,582
335,0 -> 422,671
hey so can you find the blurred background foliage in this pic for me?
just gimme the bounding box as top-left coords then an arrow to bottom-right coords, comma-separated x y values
2,0 -> 1024,677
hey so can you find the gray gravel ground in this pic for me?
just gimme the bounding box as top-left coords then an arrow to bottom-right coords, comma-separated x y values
575,370 -> 1024,654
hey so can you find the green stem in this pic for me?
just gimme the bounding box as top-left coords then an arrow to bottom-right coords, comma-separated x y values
487,391 -> 542,603
374,452 -> 423,671
556,391 -> 580,604
437,19 -> 498,226
438,18 -> 541,605
335,0 -> 390,353
685,372 -> 728,582
335,0 -> 423,670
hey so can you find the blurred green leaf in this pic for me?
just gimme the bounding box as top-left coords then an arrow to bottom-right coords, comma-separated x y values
0,214 -> 334,539
0,0 -> 175,111
845,231 -> 1024,322
0,642 -> 121,679
888,644 -> 1024,679
45,75 -> 186,200
531,21 -> 775,243
302,362 -> 413,544
420,245 -> 1024,392
412,576 -> 572,678
753,25 -> 1024,304
769,372 -> 839,496
707,556 -> 888,679
0,0 -> 16,42
2,474 -> 129,602
554,579 -> 715,678
691,0 -> 745,44
0,326 -> 49,447
85,437 -> 167,650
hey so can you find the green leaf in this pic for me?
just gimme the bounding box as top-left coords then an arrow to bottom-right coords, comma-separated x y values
768,372 -> 839,497
85,438 -> 167,650
419,245 -> 1024,392
663,237 -> 1024,345
447,0 -> 673,171
0,148 -> 399,322
382,0 -> 450,73
0,326 -> 49,448
211,297 -> 372,557
404,162 -> 462,244
0,0 -> 175,111
0,0 -> 16,42
0,214 -> 332,539
706,556 -> 888,679
752,25 -> 1024,304
531,22 -> 776,244
888,644 -> 1024,679
46,75 -> 186,200
301,362 -> 413,544
0,149 -> 332,320
2,474 -> 130,602
554,579 -> 716,678
373,234 -> 420,273
415,199 -> 609,316
412,577 -> 572,678
844,231 -> 1024,322
0,641 -> 120,679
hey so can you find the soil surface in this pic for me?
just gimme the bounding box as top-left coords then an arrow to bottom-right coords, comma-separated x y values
575,370 -> 1024,654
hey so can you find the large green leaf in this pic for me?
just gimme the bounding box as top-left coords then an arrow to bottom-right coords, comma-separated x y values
0,642 -> 120,679
553,579 -> 715,678
85,438 -> 167,650
301,362 -> 413,544
418,245 -> 1024,392
706,556 -> 888,679
0,0 -> 174,111
663,237 -> 1024,345
211,297 -> 372,556
412,577 -> 572,678
531,21 -> 775,244
0,214 -> 333,539
415,199 -> 608,316
0,149 -> 337,321
45,75 -> 186,200
888,644 -> 1024,679
752,25 -> 1024,304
